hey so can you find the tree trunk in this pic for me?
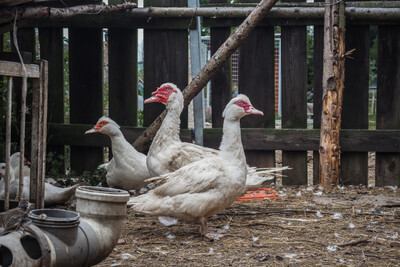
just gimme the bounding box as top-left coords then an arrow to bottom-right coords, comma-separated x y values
319,0 -> 346,187
133,0 -> 279,152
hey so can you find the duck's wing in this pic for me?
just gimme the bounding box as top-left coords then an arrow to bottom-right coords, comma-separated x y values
147,157 -> 225,197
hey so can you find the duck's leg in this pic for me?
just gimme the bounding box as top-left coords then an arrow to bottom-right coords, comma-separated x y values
199,217 -> 208,236
200,217 -> 226,240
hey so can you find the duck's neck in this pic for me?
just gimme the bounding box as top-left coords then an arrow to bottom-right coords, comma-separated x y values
219,118 -> 246,163
110,130 -> 137,156
155,103 -> 182,143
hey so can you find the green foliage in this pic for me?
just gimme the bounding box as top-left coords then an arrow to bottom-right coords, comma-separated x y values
46,151 -> 107,187
63,36 -> 70,123
137,110 -> 144,126
78,167 -> 107,186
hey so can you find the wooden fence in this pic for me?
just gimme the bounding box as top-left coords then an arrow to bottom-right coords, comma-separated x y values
1,0 -> 399,186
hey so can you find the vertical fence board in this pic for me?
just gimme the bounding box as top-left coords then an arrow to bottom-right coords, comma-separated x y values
143,0 -> 188,131
39,28 -> 65,164
281,25 -> 308,185
69,28 -> 103,174
341,25 -> 369,185
376,25 -> 400,186
210,0 -> 231,128
313,25 -> 323,185
108,28 -> 138,126
210,27 -> 231,128
239,27 -> 275,168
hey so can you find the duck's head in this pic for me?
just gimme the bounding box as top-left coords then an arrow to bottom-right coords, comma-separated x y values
144,83 -> 183,108
223,94 -> 263,121
85,116 -> 121,135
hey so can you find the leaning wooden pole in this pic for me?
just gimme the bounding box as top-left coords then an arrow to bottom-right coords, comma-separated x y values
319,0 -> 346,187
133,0 -> 278,152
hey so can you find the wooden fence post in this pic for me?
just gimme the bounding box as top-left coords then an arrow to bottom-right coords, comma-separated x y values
319,0 -> 346,187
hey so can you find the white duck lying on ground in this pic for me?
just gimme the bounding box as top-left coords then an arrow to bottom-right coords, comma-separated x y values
145,83 -> 289,192
129,94 -> 263,238
85,116 -> 151,195
0,162 -> 78,207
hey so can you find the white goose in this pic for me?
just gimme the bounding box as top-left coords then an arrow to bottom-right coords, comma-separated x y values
145,83 -> 289,192
129,94 -> 263,238
85,116 -> 150,195
0,162 -> 78,207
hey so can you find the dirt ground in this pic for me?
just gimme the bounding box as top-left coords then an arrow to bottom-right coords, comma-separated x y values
95,184 -> 400,267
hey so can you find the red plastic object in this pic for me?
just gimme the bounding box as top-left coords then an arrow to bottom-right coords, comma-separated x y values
236,188 -> 279,201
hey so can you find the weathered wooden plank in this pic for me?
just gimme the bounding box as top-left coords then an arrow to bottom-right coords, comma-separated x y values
108,27 -> 138,126
202,128 -> 400,153
341,25 -> 369,185
239,25 -> 275,168
45,124 -> 400,153
69,27 -> 103,174
46,124 -> 192,147
143,0 -> 188,131
376,25 -> 400,186
281,3 -> 308,185
0,60 -> 39,78
39,27 -> 65,165
312,22 -> 323,185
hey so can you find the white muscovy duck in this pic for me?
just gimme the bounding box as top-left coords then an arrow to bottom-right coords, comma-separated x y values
129,94 -> 263,238
0,162 -> 78,207
85,116 -> 151,195
10,152 -> 31,179
145,83 -> 289,192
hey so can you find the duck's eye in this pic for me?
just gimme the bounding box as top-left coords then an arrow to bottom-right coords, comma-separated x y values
237,101 -> 243,105
101,121 -> 107,125
165,87 -> 170,91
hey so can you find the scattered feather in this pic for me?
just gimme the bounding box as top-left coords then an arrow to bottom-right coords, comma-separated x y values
158,216 -> 178,226
313,191 -> 323,196
296,191 -> 302,198
166,233 -> 176,240
332,213 -> 342,219
120,253 -> 134,260
389,232 -> 398,239
209,248 -> 215,254
252,236 -> 259,242
316,211 -> 324,218
348,223 -> 355,229
327,246 -> 338,252
334,233 -> 340,238
285,253 -> 297,258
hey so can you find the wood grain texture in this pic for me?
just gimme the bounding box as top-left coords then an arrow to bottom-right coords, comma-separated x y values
39,27 -> 65,163
239,26 -> 275,168
69,27 -> 104,174
376,25 -> 400,186
108,27 -> 138,126
340,25 -> 369,185
281,19 -> 307,185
